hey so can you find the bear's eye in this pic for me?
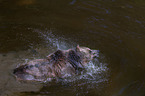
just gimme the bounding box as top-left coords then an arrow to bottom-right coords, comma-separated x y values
24,66 -> 29,69
29,65 -> 34,68
89,50 -> 92,53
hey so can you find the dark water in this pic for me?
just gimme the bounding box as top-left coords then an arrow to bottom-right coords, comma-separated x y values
0,0 -> 145,96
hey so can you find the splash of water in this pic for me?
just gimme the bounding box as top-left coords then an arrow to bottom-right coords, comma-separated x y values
31,29 -> 109,85
61,60 -> 108,84
33,29 -> 76,50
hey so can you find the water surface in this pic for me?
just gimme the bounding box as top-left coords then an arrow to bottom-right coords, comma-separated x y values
0,0 -> 145,96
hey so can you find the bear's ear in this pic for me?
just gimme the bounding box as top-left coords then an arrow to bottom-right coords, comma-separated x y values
46,54 -> 51,60
76,45 -> 80,52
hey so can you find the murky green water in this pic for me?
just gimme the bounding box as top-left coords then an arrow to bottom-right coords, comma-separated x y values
0,0 -> 145,96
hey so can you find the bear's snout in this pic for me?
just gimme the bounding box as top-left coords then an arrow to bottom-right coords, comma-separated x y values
92,50 -> 99,58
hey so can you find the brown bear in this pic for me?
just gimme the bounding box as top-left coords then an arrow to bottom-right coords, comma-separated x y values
13,45 -> 99,81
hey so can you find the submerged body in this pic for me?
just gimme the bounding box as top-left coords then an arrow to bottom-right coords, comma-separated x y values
13,45 -> 99,81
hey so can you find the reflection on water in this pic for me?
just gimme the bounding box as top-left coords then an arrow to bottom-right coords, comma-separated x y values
0,0 -> 145,96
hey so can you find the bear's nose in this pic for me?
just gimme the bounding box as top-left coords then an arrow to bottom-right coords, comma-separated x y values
92,50 -> 99,58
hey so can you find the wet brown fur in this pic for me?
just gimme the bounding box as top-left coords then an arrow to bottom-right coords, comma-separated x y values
13,45 -> 99,81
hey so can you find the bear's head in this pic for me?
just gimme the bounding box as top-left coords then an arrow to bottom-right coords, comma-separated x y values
76,45 -> 99,61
